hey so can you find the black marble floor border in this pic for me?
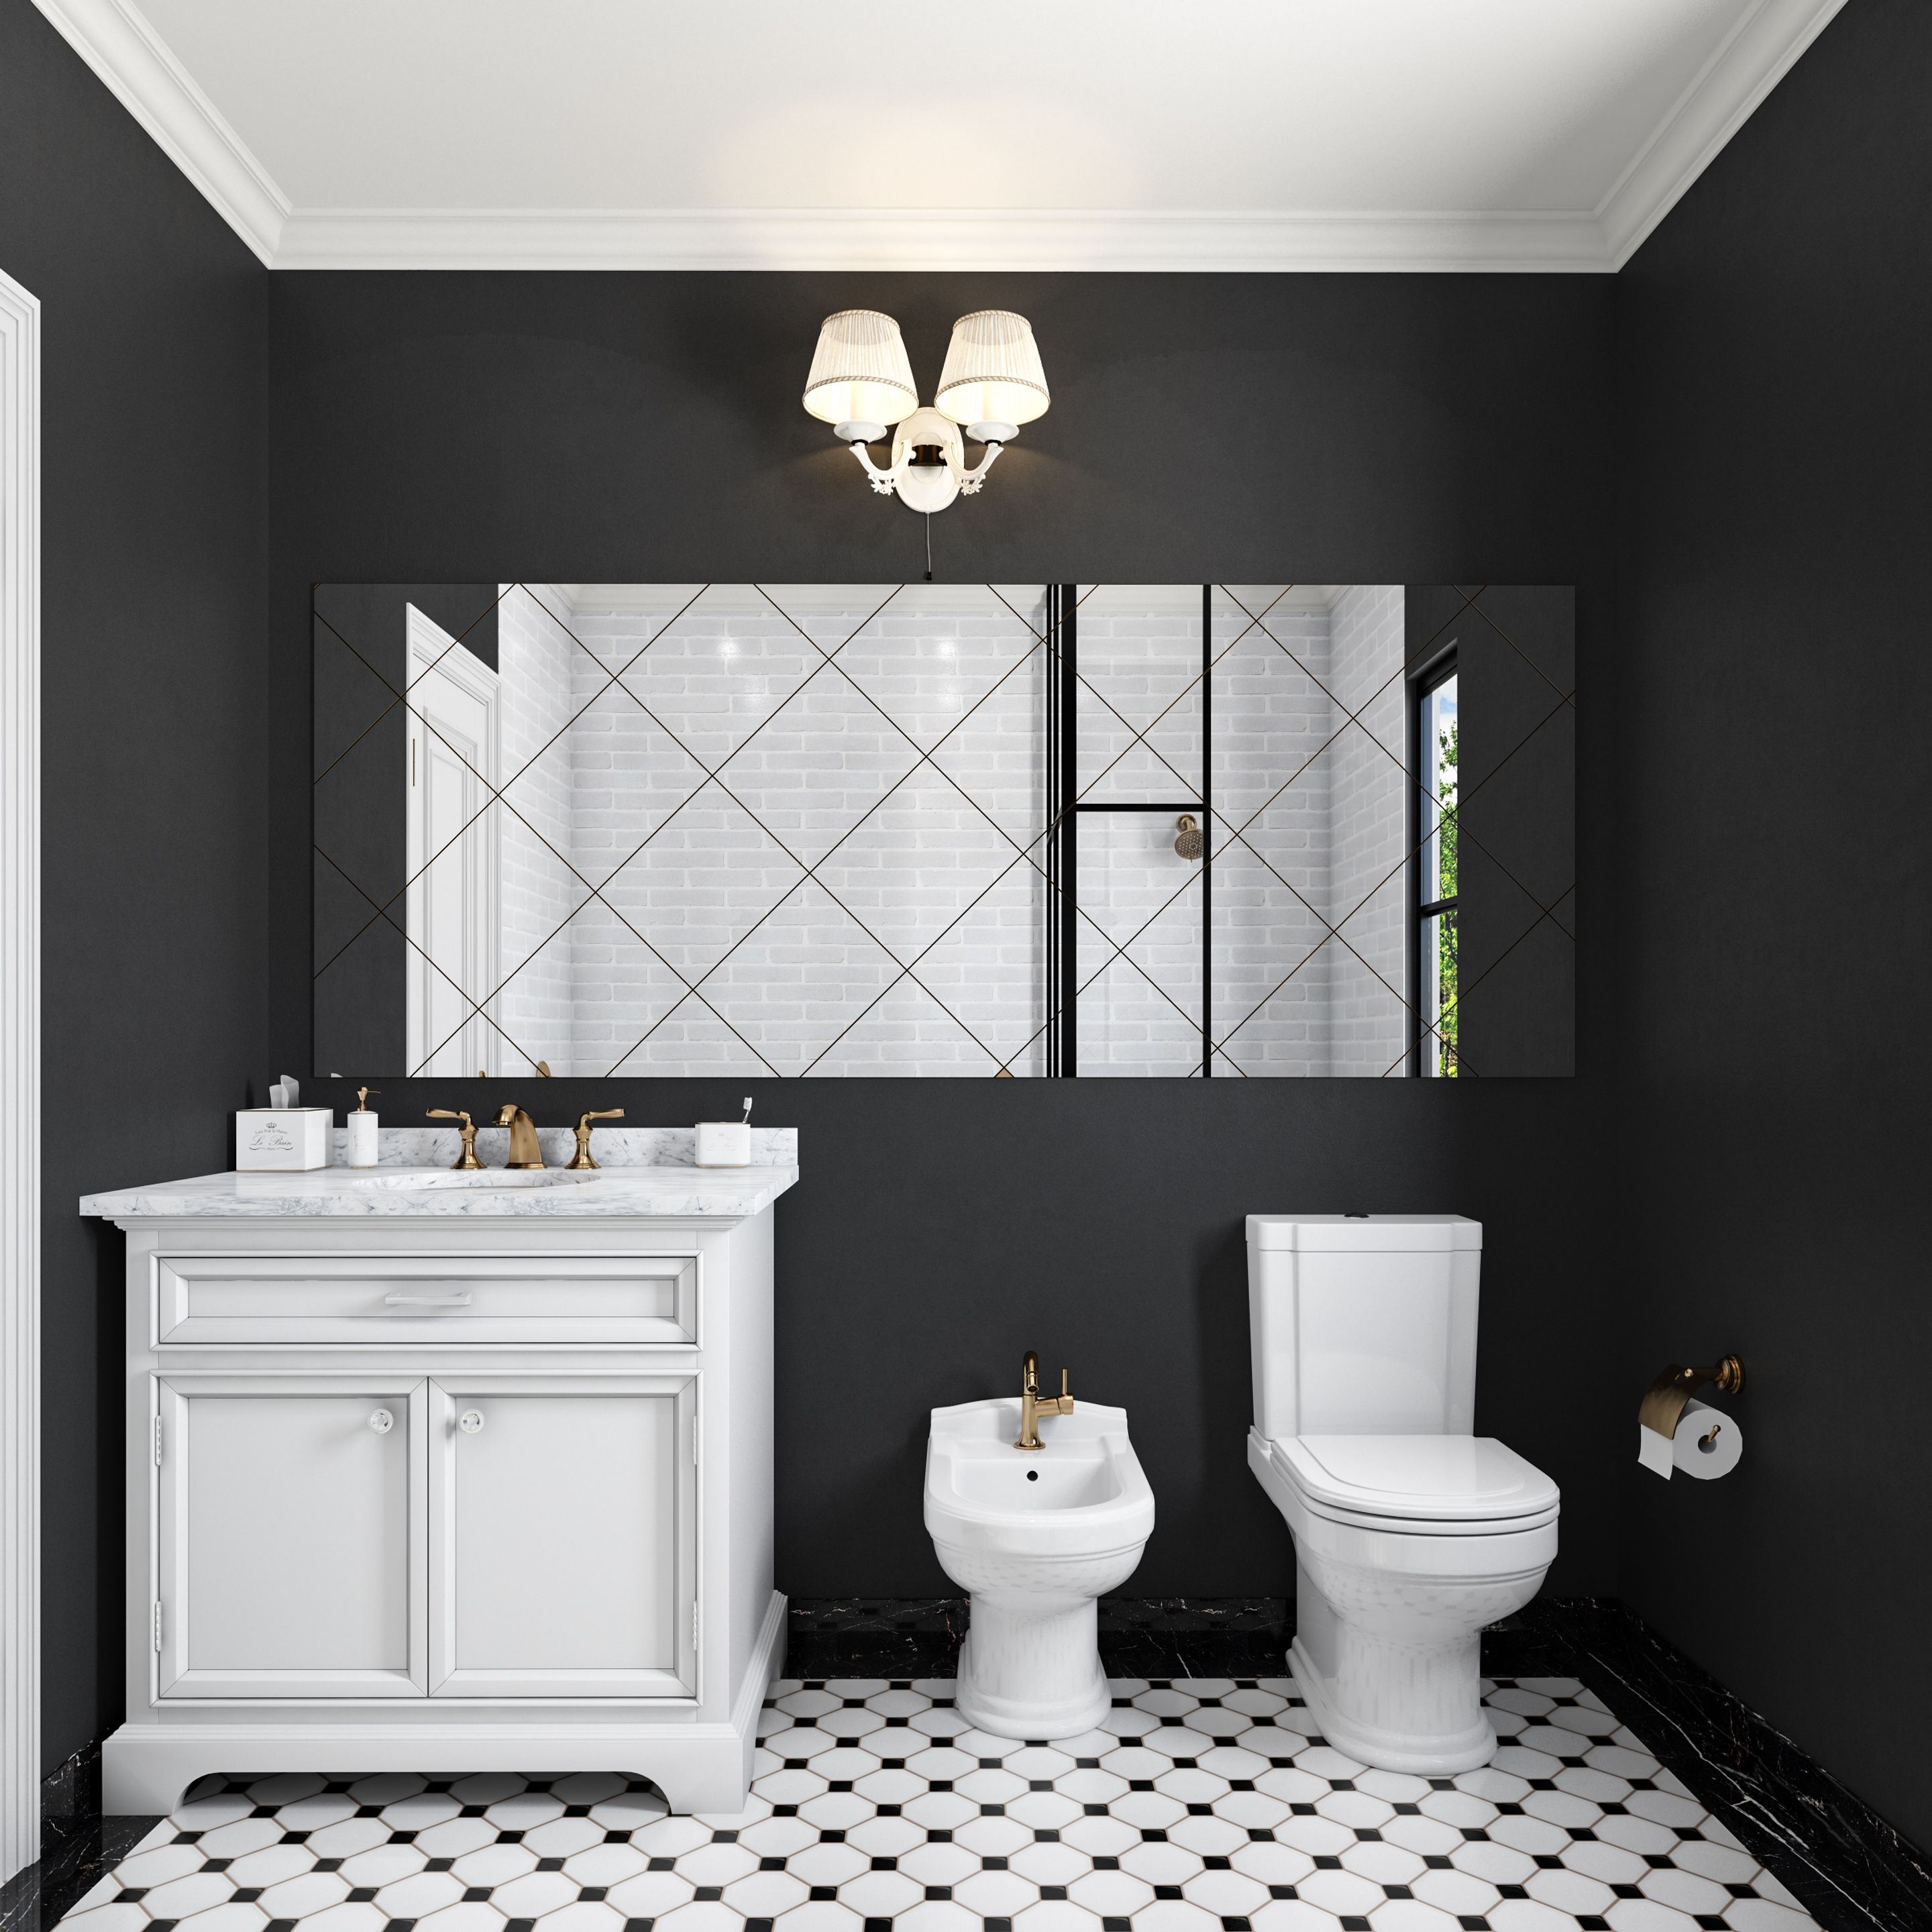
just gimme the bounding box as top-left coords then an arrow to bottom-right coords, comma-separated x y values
0,1742 -> 160,1932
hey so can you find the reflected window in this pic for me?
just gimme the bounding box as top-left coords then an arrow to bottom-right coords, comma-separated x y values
1417,665 -> 1458,1076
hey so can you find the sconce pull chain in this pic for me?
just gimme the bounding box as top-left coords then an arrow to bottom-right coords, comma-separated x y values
925,513 -> 933,583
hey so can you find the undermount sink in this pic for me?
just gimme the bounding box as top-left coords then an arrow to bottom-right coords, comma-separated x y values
345,1168 -> 605,1191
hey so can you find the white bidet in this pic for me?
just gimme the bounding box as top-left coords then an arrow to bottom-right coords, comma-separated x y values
924,1398 -> 1154,1739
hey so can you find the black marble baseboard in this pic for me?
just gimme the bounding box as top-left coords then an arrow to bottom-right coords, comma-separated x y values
784,1595 -> 1293,1678
783,1596 -> 967,1675
1514,1598 -> 1932,1932
0,1742 -> 161,1932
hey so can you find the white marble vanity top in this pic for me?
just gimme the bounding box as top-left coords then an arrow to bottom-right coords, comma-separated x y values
79,1126 -> 798,1220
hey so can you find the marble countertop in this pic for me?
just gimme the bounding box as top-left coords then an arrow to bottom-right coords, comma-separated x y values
79,1126 -> 799,1220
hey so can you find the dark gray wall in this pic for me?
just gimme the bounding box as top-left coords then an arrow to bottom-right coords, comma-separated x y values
1613,0 -> 1932,1849
0,0 -> 270,1773
269,271 -> 1621,1606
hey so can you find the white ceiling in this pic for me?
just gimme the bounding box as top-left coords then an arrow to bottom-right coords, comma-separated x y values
36,0 -> 1844,270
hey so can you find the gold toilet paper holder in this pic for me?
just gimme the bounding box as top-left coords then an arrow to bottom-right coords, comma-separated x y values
1639,1356 -> 1745,1442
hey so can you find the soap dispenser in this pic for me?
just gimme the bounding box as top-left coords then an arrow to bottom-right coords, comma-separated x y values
347,1086 -> 380,1168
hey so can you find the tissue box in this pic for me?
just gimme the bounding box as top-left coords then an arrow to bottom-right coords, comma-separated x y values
236,1108 -> 332,1171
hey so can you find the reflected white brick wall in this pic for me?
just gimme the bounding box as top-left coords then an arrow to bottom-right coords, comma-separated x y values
489,586 -> 1046,1076
1323,585 -> 1409,1075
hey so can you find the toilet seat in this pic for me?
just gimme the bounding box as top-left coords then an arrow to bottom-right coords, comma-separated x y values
1268,1434 -> 1559,1536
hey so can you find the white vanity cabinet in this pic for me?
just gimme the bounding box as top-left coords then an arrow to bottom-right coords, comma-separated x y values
85,1167 -> 793,1819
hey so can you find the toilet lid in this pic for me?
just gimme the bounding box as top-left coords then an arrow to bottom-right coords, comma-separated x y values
1278,1434 -> 1560,1523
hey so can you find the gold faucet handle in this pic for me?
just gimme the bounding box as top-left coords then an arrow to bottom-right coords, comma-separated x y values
566,1108 -> 625,1170
426,1108 -> 484,1169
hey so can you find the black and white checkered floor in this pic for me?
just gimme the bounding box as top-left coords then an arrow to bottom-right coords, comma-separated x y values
58,1677 -> 1820,1932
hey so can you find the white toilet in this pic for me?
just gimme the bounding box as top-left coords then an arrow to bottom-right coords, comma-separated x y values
1246,1214 -> 1559,1774
925,1397 -> 1155,1739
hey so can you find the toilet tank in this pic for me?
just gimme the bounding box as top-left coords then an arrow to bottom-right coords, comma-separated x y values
1246,1215 -> 1481,1438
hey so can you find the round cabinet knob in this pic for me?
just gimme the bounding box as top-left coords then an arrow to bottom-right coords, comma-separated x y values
368,1409 -> 394,1434
459,1409 -> 485,1435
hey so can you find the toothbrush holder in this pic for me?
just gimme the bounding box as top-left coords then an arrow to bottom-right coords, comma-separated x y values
696,1120 -> 752,1167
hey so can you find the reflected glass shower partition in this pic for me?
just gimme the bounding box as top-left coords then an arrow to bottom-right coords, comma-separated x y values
1046,585 -> 1213,1077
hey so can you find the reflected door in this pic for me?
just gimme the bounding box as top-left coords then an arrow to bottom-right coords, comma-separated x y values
404,605 -> 500,1075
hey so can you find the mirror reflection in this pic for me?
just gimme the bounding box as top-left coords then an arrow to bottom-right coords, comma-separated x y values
313,583 -> 1573,1077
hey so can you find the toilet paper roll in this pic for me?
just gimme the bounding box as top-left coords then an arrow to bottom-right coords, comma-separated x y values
1674,1397 -> 1741,1479
1638,1396 -> 1743,1480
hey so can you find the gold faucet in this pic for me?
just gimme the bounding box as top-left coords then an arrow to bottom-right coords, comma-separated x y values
492,1104 -> 545,1169
1015,1349 -> 1074,1450
425,1108 -> 484,1169
567,1107 -> 625,1169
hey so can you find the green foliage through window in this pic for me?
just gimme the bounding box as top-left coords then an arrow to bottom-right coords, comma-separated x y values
1436,717 -> 1458,1076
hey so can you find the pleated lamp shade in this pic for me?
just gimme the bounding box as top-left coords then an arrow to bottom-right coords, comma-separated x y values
802,310 -> 919,426
934,311 -> 1050,427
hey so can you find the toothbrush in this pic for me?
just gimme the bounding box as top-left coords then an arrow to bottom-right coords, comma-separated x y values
740,1095 -> 753,1124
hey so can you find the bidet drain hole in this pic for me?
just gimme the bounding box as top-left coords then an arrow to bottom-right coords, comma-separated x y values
1026,1470 -> 1039,1481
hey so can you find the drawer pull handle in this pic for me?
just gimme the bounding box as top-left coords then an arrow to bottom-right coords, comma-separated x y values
460,1409 -> 486,1435
368,1409 -> 394,1434
384,1292 -> 473,1308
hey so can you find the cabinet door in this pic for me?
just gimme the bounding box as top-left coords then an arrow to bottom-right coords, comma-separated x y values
428,1375 -> 697,1699
155,1375 -> 427,1699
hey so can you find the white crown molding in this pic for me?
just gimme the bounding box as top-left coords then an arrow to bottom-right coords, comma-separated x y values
0,266 -> 41,1888
30,0 -> 286,266
29,0 -> 1842,275
272,206 -> 1612,274
1599,0 -> 1849,268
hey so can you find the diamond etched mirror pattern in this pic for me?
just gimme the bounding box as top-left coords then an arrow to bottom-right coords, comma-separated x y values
313,584 -> 1573,1077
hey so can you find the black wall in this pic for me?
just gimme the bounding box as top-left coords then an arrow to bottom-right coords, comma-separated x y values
268,272 -> 1621,1611
1613,0 -> 1932,1850
0,0 -> 269,1772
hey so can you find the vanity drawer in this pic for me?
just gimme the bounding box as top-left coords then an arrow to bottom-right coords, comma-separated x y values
153,1252 -> 698,1348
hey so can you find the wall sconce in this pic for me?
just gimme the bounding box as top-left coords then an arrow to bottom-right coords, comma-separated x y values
802,309 -> 1049,514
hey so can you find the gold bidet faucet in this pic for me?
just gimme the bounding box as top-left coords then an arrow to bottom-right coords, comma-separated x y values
1015,1349 -> 1074,1450
492,1104 -> 545,1169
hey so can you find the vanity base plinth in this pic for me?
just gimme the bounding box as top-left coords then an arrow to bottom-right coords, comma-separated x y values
105,1591 -> 787,1816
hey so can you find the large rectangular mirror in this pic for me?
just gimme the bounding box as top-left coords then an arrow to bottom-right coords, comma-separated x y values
314,583 -> 1573,1077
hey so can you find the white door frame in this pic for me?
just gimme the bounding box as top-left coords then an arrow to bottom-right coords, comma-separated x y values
0,266 -> 43,1882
